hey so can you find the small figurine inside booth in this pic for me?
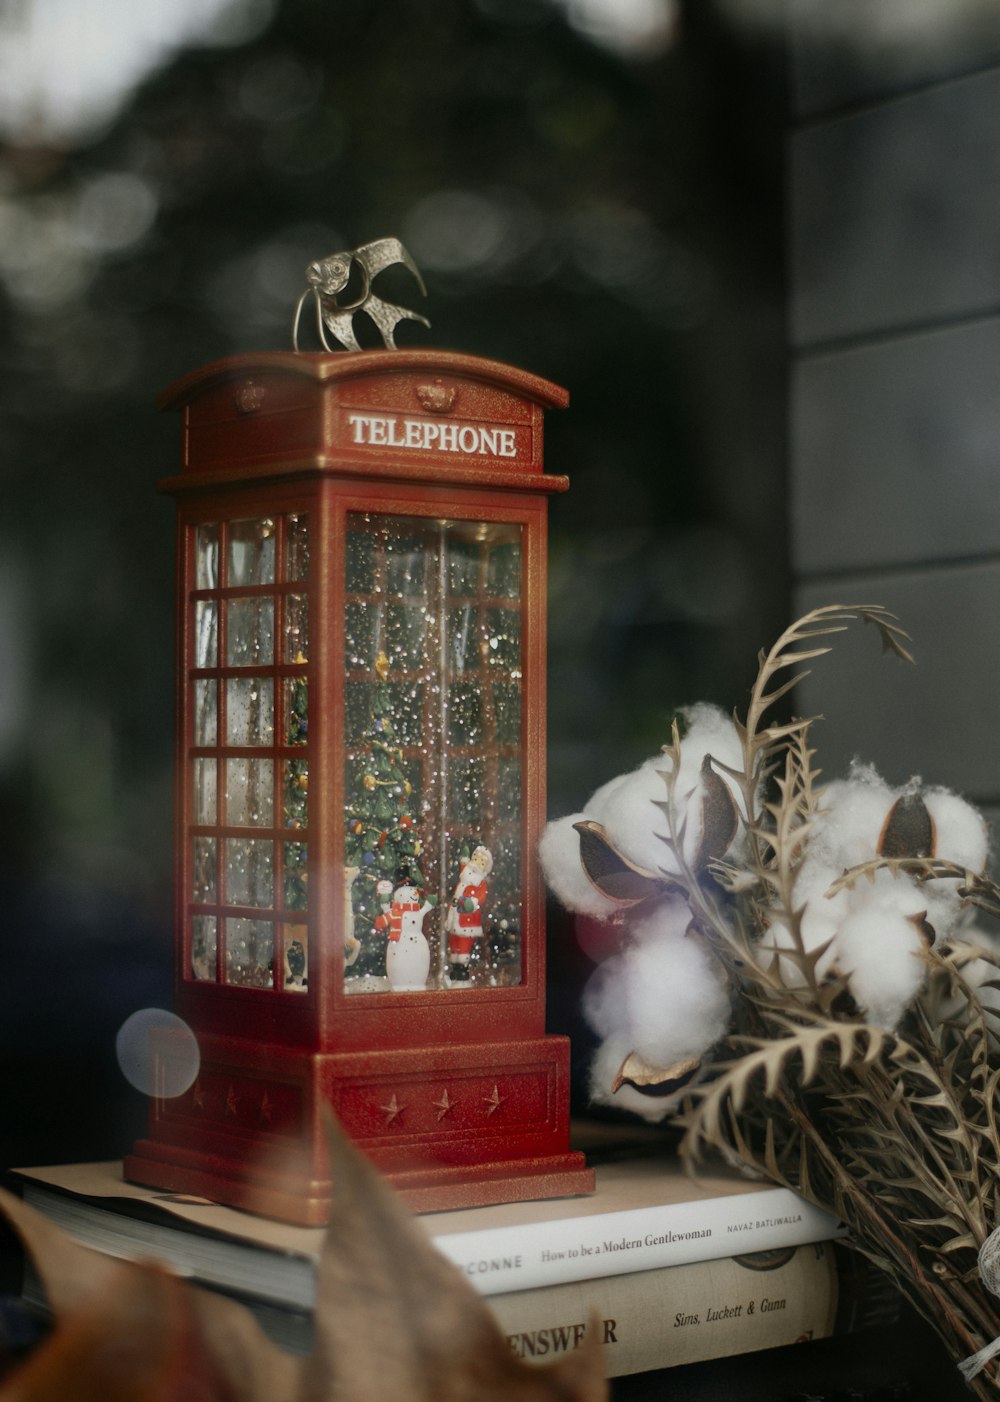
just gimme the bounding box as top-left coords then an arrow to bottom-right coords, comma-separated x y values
446,845 -> 493,982
376,865 -> 437,992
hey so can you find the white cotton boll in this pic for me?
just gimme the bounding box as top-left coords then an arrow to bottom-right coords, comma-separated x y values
585,768 -> 635,821
924,788 -> 990,873
538,814 -> 619,919
582,903 -> 730,1069
676,703 -> 745,779
794,857 -> 851,941
595,756 -> 673,873
622,908 -> 731,1068
580,900 -> 694,1039
667,702 -> 747,825
834,901 -> 927,1028
588,1036 -> 675,1122
922,883 -> 968,945
581,954 -> 630,1041
810,766 -> 896,871
596,706 -> 745,879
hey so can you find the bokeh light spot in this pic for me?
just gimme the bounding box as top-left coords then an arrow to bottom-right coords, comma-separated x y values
116,1008 -> 200,1098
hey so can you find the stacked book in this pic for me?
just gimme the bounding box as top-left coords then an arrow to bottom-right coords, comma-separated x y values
11,1130 -> 896,1379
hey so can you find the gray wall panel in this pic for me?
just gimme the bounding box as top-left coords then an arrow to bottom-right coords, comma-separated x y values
791,318 -> 1000,574
791,68 -> 1000,349
790,0 -> 1000,119
792,565 -> 1000,801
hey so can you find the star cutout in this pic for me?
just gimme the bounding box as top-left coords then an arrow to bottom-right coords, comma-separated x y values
380,1093 -> 405,1125
432,1089 -> 454,1121
483,1084 -> 504,1117
225,1085 -> 239,1117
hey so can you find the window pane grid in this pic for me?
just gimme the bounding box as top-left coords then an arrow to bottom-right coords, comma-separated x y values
185,513 -> 309,993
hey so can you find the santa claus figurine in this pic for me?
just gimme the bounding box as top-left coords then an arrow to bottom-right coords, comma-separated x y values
445,845 -> 493,982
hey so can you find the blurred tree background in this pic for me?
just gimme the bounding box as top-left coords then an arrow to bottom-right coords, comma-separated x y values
0,0 -> 786,1162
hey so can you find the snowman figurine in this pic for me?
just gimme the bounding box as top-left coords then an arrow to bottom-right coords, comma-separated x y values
377,867 -> 435,992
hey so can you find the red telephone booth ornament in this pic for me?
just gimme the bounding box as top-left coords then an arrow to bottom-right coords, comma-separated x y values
125,348 -> 594,1223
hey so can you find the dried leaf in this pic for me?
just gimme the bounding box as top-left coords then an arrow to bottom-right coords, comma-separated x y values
0,1116 -> 608,1402
0,1188 -> 288,1402
300,1113 -> 607,1402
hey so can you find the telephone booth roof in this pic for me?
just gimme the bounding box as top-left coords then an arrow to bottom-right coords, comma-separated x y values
157,349 -> 570,496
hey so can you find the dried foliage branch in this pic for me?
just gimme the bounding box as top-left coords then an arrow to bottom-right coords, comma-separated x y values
666,606 -> 1000,1398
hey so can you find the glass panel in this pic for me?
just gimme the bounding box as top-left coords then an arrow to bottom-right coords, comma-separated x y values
386,603 -> 427,671
284,594 -> 308,663
386,681 -> 425,747
345,527 -> 376,592
195,523 -> 219,590
284,759 -> 308,829
284,677 -> 308,746
226,597 -> 274,667
448,757 -> 485,825
344,681 -> 371,747
492,681 -> 521,745
192,837 -> 216,902
497,756 -> 521,814
343,512 -> 524,993
401,757 -> 422,814
284,840 -> 308,911
194,600 -> 218,668
194,680 -> 217,746
384,532 -> 425,595
484,607 -> 520,670
191,916 -> 217,981
345,600 -> 376,670
487,831 -> 522,987
447,537 -> 481,596
285,514 -> 309,582
448,604 -> 479,674
192,759 -> 217,825
448,683 -> 482,745
283,924 -> 308,990
225,838 -> 274,907
226,758 -> 273,827
226,678 -> 274,746
486,539 -> 521,597
228,517 -> 275,586
225,918 -> 274,988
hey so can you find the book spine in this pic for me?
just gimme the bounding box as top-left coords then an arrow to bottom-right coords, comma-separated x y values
182,1240 -> 883,1376
491,1240 -> 842,1378
432,1184 -> 845,1297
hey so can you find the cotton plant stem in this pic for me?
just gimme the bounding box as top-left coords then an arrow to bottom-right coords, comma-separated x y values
772,1087 -> 1000,1391
858,1055 -> 987,1247
788,1070 -> 998,1346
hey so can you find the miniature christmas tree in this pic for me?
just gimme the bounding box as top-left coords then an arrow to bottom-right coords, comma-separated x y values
344,652 -> 425,977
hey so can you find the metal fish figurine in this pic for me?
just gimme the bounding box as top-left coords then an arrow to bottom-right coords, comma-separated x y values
292,237 -> 430,352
